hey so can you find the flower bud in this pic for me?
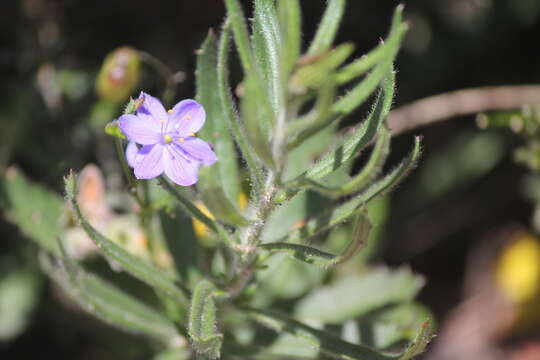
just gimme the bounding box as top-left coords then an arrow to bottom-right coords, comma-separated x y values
96,46 -> 140,103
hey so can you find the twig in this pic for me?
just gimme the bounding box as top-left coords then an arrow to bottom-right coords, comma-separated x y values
388,85 -> 540,135
138,50 -> 185,106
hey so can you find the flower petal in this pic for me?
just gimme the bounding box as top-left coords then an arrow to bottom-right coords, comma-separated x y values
119,114 -> 161,145
133,144 -> 164,179
125,141 -> 138,168
137,92 -> 168,124
178,138 -> 217,166
163,145 -> 200,186
168,99 -> 205,136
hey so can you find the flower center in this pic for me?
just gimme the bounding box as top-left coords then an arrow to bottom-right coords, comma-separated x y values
164,135 -> 173,144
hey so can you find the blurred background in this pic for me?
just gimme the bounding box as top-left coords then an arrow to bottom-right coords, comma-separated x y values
2,0 -> 540,358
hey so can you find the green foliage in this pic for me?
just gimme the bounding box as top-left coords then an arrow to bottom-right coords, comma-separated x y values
295,267 -> 425,324
65,172 -> 189,305
41,251 -> 180,344
0,168 -> 63,255
7,1 -> 431,358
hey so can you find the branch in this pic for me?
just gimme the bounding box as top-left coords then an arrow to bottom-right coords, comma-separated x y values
388,85 -> 540,135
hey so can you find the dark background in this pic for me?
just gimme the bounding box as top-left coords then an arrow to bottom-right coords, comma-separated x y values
1,0 -> 539,358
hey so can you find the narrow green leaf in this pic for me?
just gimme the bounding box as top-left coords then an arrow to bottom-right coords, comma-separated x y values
188,280 -> 223,359
331,12 -> 407,117
335,4 -> 405,85
218,22 -> 264,196
279,137 -> 421,243
195,30 -> 248,226
64,172 -> 188,304
223,0 -> 255,72
307,0 -> 346,55
289,68 -> 395,184
295,267 -> 425,324
41,253 -> 180,344
291,42 -> 355,93
278,0 -> 302,74
1,167 -> 62,255
159,176 -> 239,250
253,0 -> 283,118
303,126 -> 391,197
287,82 -> 337,137
259,213 -> 371,267
245,307 -> 431,360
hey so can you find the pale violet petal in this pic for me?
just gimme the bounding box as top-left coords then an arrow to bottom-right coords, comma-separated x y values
119,114 -> 161,145
137,92 -> 168,124
163,145 -> 200,186
167,99 -> 205,136
133,144 -> 164,179
177,138 -> 217,166
125,141 -> 138,168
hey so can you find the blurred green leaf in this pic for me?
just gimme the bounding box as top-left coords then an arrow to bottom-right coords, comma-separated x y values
153,348 -> 191,360
246,307 -> 431,360
356,303 -> 434,350
407,131 -> 506,209
64,172 -> 188,304
307,0 -> 346,55
188,280 -> 223,359
277,0 -> 302,75
1,167 -> 62,255
257,255 -> 324,300
41,253 -> 180,344
296,267 -> 425,324
0,261 -> 41,341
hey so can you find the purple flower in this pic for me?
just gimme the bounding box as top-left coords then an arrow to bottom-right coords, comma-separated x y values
119,92 -> 217,186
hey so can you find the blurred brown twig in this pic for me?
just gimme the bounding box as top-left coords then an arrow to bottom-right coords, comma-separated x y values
388,85 -> 540,135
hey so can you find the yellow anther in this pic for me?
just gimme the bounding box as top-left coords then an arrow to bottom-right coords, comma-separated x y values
167,109 -> 173,114
164,135 -> 173,144
179,137 -> 185,142
185,115 -> 192,120
189,133 -> 196,137
160,119 -> 166,123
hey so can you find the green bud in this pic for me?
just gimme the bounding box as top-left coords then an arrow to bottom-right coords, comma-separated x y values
104,121 -> 126,140
96,46 -> 140,103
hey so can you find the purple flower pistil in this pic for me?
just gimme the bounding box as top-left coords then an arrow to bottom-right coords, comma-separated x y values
119,92 -> 217,186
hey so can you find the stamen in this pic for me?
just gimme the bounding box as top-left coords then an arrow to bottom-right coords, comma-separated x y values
178,137 -> 185,142
164,135 -> 173,144
185,115 -> 192,120
167,109 -> 173,114
189,133 -> 196,137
